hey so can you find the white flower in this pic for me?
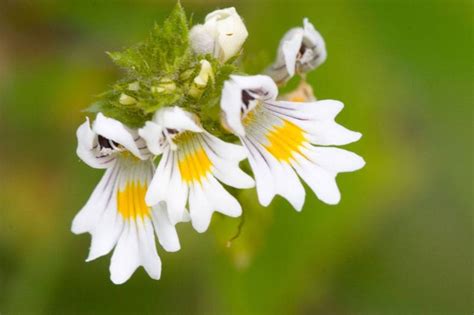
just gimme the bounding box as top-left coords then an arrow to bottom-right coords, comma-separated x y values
190,7 -> 248,63
139,107 -> 255,233
268,18 -> 327,84
220,75 -> 365,209
72,113 -> 181,284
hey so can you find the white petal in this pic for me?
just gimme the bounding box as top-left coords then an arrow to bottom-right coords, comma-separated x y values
109,222 -> 140,284
188,184 -> 213,233
214,11 -> 248,62
205,7 -> 239,23
204,7 -> 248,62
181,210 -> 191,222
303,146 -> 366,173
189,24 -> 215,56
71,165 -> 119,234
109,219 -> 162,284
77,118 -> 95,150
246,132 -> 306,210
299,120 -> 362,146
229,75 -> 279,100
165,153 -> 189,225
85,187 -> 123,261
199,135 -> 254,189
76,118 -> 116,169
293,155 -> 341,205
146,149 -> 173,206
241,137 -> 276,206
137,218 -> 162,281
209,156 -> 255,189
93,113 -> 143,159
151,203 -> 180,252
303,18 -> 318,45
138,121 -> 165,155
267,99 -> 343,121
221,80 -> 246,136
305,99 -> 343,120
221,75 -> 279,136
303,18 -> 327,67
274,161 -> 305,211
282,31 -> 303,77
202,132 -> 247,161
203,177 -> 242,218
154,107 -> 203,133
267,100 -> 362,146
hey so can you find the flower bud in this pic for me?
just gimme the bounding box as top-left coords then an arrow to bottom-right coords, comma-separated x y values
150,80 -> 176,94
189,60 -> 214,98
190,7 -> 248,63
128,82 -> 140,91
119,93 -> 136,105
267,18 -> 327,85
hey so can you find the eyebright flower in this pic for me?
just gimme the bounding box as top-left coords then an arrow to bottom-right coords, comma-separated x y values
73,3 -> 366,283
220,75 -> 365,209
139,107 -> 255,233
72,113 -> 181,284
190,7 -> 248,63
268,18 -> 327,85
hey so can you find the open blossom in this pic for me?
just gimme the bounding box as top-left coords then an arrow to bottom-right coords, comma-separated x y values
221,75 -> 365,209
139,107 -> 255,233
268,18 -> 327,84
72,113 -> 181,284
189,7 -> 248,63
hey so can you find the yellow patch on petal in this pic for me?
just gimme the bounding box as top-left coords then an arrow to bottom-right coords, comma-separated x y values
117,181 -> 150,220
289,96 -> 306,102
242,109 -> 255,126
265,120 -> 306,162
178,147 -> 212,183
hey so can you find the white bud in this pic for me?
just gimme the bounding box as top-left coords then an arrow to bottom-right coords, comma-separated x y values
190,7 -> 248,63
194,60 -> 214,87
267,18 -> 327,85
189,60 -> 215,98
189,25 -> 215,56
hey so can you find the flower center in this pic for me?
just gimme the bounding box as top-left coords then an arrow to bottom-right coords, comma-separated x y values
98,135 -> 120,150
241,89 -> 264,126
298,43 -> 308,57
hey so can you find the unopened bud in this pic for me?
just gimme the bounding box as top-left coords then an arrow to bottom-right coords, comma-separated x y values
128,81 -> 140,91
151,80 -> 176,94
189,60 -> 214,98
119,93 -> 136,105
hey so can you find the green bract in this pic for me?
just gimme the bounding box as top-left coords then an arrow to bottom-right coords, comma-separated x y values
88,2 -> 239,137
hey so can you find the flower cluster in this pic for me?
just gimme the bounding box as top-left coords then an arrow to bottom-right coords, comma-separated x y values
72,4 -> 365,284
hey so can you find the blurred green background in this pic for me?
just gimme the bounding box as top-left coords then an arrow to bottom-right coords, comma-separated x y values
0,0 -> 472,314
